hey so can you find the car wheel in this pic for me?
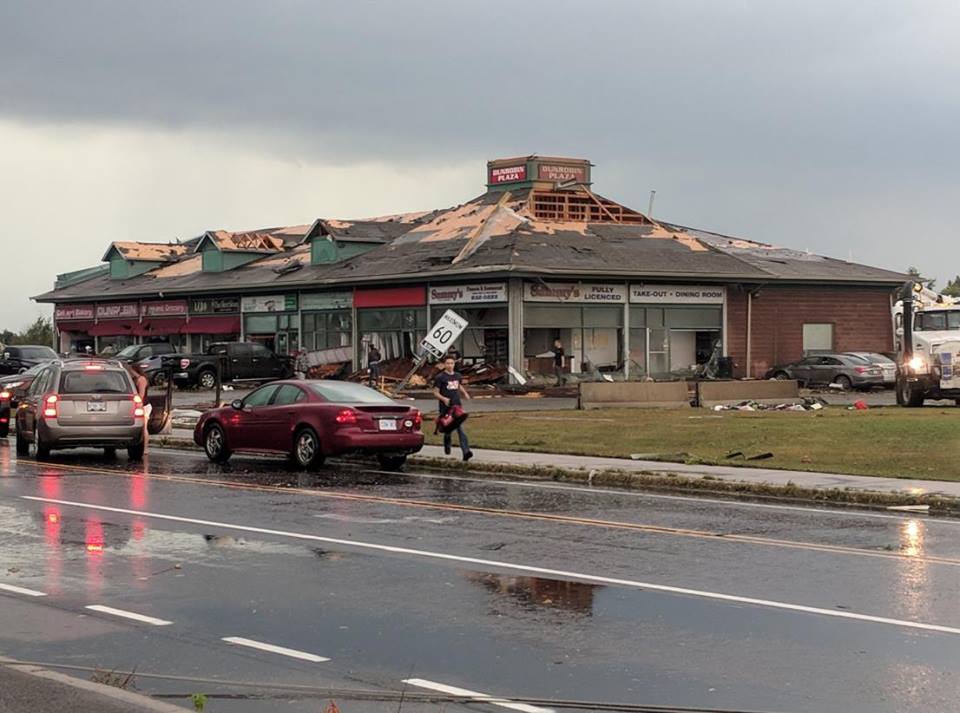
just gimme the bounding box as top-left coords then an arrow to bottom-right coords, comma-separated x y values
35,432 -> 51,460
104,447 -> 117,458
834,375 -> 852,391
292,427 -> 324,469
15,429 -> 29,456
198,369 -> 217,390
897,378 -> 924,408
377,454 -> 407,472
773,371 -> 790,381
203,423 -> 231,463
151,372 -> 169,388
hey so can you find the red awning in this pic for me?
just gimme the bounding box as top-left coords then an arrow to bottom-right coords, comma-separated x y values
56,320 -> 96,333
88,320 -> 141,337
354,286 -> 426,308
183,315 -> 241,335
140,317 -> 188,335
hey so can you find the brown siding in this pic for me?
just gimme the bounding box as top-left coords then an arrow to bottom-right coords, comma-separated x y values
725,285 -> 894,378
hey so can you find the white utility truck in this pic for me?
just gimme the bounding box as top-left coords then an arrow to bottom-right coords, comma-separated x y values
893,282 -> 960,406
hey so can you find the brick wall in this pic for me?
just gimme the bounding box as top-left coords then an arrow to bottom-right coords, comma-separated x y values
725,285 -> 894,378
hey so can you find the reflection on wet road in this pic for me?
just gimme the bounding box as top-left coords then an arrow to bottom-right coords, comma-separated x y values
3,446 -> 960,712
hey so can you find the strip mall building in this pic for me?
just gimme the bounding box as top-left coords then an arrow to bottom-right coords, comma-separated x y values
35,156 -> 907,381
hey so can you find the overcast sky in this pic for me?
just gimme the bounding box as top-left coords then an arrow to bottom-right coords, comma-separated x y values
1,1 -> 958,330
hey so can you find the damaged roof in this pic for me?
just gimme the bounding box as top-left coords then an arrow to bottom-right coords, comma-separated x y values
102,241 -> 188,262
37,183 -> 910,304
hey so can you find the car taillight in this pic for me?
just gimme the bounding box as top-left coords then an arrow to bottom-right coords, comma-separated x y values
133,394 -> 145,418
412,409 -> 422,428
335,409 -> 358,425
855,366 -> 867,374
180,358 -> 190,369
42,394 -> 59,419
0,390 -> 9,400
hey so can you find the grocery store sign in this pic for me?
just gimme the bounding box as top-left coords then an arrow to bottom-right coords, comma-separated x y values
96,302 -> 139,319
301,291 -> 352,311
630,285 -> 725,304
241,294 -> 298,313
524,282 -> 626,303
429,283 -> 507,305
55,304 -> 94,321
142,300 -> 188,317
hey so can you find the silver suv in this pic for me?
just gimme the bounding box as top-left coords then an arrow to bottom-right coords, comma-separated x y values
15,359 -> 145,459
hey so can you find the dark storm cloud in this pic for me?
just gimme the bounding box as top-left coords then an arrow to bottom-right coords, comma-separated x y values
0,0 -> 958,289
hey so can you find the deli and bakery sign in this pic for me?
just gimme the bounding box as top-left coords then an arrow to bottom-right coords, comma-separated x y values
429,283 -> 507,304
190,297 -> 240,314
524,283 -> 626,303
301,291 -> 352,311
55,304 -> 95,321
630,285 -> 725,304
142,300 -> 188,317
96,302 -> 139,319
489,165 -> 527,184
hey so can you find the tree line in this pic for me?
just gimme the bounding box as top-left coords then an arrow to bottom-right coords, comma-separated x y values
0,317 -> 53,348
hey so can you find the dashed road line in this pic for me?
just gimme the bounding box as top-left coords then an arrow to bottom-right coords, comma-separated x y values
222,636 -> 329,662
85,605 -> 172,626
0,583 -> 47,597
403,678 -> 554,713
26,495 -> 960,637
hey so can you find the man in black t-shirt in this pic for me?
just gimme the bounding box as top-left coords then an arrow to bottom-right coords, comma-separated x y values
432,354 -> 472,461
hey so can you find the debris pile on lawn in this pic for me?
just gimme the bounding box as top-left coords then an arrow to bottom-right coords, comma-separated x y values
347,358 -> 509,388
711,397 -> 827,412
307,362 -> 351,380
170,409 -> 203,429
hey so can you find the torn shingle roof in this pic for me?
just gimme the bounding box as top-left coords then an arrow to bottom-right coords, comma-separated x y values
36,185 -> 911,304
102,241 -> 188,262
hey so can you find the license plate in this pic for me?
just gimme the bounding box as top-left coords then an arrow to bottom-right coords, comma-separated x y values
379,418 -> 397,431
87,401 -> 107,412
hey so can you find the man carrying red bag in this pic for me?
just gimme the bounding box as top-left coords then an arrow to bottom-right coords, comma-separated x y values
432,354 -> 473,462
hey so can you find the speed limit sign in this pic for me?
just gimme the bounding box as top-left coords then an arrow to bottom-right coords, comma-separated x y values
420,309 -> 468,358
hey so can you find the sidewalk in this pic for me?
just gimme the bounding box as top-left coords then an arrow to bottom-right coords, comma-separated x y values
166,429 -> 960,500
0,657 -> 186,713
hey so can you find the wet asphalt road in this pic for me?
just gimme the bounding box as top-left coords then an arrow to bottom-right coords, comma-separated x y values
2,446 -> 960,712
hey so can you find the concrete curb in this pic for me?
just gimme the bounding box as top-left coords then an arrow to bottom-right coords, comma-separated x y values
151,436 -> 960,513
0,655 -> 188,712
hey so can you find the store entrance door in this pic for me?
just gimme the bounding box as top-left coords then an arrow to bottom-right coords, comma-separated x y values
276,329 -> 299,356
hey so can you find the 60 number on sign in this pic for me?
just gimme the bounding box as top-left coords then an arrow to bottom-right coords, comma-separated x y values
420,309 -> 469,359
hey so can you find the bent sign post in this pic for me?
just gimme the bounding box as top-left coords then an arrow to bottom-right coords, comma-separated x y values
393,310 -> 469,394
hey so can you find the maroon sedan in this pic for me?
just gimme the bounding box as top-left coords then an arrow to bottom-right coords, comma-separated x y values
194,380 -> 423,470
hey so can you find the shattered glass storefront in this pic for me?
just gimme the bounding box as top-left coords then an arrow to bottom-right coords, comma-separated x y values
522,283 -> 626,377
428,283 -> 509,365
355,286 -> 427,363
628,285 -> 725,378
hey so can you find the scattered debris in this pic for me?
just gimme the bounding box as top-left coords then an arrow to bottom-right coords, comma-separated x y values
887,504 -> 931,512
711,397 -> 827,412
852,399 -> 869,410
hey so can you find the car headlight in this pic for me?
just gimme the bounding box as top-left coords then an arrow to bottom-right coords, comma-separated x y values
908,356 -> 928,373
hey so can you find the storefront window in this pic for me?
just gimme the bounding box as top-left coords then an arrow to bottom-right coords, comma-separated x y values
243,313 -> 298,354
523,304 -> 622,376
629,305 -> 722,378
302,310 -> 352,352
358,308 -> 427,362
443,306 -> 508,364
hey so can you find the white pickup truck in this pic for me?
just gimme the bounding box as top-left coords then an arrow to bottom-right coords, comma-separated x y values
893,285 -> 960,406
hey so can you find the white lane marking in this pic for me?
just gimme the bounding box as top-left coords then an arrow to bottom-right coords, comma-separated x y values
222,636 -> 329,662
84,605 -> 172,626
25,495 -> 960,637
403,678 -> 553,713
0,583 -> 47,597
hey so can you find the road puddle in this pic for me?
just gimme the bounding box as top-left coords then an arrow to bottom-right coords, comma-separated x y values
465,571 -> 600,614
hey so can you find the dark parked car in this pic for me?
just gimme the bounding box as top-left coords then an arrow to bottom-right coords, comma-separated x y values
843,351 -> 896,388
174,342 -> 293,389
765,353 -> 884,390
194,380 -> 423,470
16,359 -> 147,459
0,345 -> 58,375
113,342 -> 176,363
0,362 -> 54,434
